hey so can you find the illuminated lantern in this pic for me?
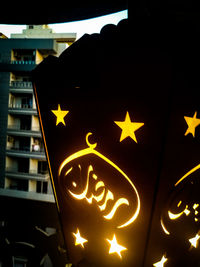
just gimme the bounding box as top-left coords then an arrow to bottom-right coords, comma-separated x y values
32,17 -> 200,266
33,20 -> 160,266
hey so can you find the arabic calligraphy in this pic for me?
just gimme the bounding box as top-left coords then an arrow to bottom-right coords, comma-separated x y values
66,164 -> 130,223
161,163 -> 200,237
58,132 -> 141,229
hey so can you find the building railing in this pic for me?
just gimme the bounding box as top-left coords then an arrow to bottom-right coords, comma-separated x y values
8,103 -> 33,109
6,168 -> 49,176
8,107 -> 37,116
7,124 -> 40,132
7,146 -> 45,153
11,60 -> 35,65
6,148 -> 46,160
10,81 -> 33,88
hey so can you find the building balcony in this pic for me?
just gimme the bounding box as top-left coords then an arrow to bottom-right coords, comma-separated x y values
7,124 -> 41,138
11,60 -> 35,65
6,147 -> 46,160
0,61 -> 36,72
10,81 -> 33,94
0,188 -> 55,202
5,168 -> 50,181
8,104 -> 37,115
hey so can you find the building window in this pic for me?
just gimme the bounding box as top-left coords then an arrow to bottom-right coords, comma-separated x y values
28,25 -> 33,29
36,181 -> 48,194
18,158 -> 29,173
20,115 -> 31,131
38,161 -> 48,174
8,179 -> 28,191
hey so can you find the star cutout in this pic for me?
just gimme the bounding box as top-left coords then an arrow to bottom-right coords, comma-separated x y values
153,255 -> 168,267
72,228 -> 88,248
114,111 -> 144,143
51,104 -> 69,126
184,111 -> 200,137
106,234 -> 127,259
189,233 -> 200,248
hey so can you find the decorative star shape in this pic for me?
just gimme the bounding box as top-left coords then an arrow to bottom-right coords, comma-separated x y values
153,255 -> 168,267
184,111 -> 200,137
72,228 -> 88,248
189,233 -> 200,248
114,111 -> 144,143
106,234 -> 127,259
51,104 -> 69,126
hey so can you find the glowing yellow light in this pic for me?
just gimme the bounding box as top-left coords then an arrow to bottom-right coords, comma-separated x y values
160,219 -> 170,235
168,205 -> 190,220
175,163 -> 200,187
58,133 -> 141,229
168,210 -> 183,220
95,181 -> 105,190
72,229 -> 88,248
103,198 -> 129,220
92,173 -> 98,180
177,201 -> 182,207
114,111 -> 144,143
72,182 -> 77,187
184,111 -> 200,137
67,164 -> 130,222
51,104 -> 69,126
153,255 -> 168,267
94,188 -> 105,202
193,203 -> 199,210
65,167 -> 73,176
189,233 -> 200,248
106,234 -> 127,259
98,190 -> 114,211
184,208 -> 190,216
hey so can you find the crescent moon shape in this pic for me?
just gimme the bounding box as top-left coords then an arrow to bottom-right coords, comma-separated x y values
86,132 -> 97,149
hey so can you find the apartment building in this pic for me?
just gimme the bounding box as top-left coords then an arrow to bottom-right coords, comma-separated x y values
0,25 -> 76,202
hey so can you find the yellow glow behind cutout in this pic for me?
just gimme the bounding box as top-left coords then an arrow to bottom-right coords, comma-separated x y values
98,190 -> 114,211
193,203 -> 199,210
175,164 -> 200,187
168,205 -> 190,220
51,104 -> 69,126
106,234 -> 127,259
184,111 -> 200,137
72,229 -> 88,248
114,111 -> 144,143
189,233 -> 200,248
160,219 -> 170,235
58,133 -> 141,229
161,164 -> 200,236
103,198 -> 129,220
153,255 -> 168,267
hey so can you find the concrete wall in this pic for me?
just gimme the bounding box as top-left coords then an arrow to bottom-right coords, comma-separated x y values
29,158 -> 38,173
31,115 -> 40,131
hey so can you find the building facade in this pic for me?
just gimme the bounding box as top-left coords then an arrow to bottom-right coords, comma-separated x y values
0,25 -> 76,201
0,25 -> 76,267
